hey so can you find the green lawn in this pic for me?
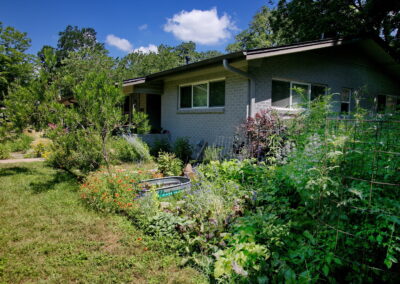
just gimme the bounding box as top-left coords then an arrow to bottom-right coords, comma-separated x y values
0,162 -> 206,283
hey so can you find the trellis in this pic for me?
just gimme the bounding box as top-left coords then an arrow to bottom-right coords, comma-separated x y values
323,117 -> 400,277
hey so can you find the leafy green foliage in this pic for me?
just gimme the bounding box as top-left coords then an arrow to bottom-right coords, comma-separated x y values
226,6 -> 279,52
271,0 -> 400,55
0,143 -> 10,159
172,137 -> 192,163
56,25 -> 106,61
228,1 -> 400,57
0,22 -> 33,101
156,152 -> 183,176
109,136 -> 151,163
46,128 -> 103,175
132,111 -> 151,134
8,133 -> 33,152
202,146 -> 222,163
150,138 -> 171,157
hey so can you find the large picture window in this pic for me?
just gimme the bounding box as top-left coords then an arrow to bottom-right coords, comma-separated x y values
179,80 -> 225,109
271,79 -> 327,109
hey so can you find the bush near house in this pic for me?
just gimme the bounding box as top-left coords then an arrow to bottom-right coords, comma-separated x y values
172,137 -> 192,163
150,138 -> 171,157
109,136 -> 152,163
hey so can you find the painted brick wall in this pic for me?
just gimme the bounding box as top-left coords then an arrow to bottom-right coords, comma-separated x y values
249,45 -> 400,113
161,70 -> 249,145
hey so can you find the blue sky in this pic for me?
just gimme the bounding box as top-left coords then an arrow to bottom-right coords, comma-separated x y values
1,0 -> 271,57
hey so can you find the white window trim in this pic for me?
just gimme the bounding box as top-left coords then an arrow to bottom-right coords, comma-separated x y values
179,78 -> 225,110
341,87 -> 352,113
290,81 -> 311,108
271,78 -> 327,110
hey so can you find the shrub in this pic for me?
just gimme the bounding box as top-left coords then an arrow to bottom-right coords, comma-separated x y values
156,152 -> 183,176
29,138 -> 53,158
46,128 -> 103,175
80,167 -> 153,214
132,111 -> 151,134
110,136 -> 151,163
9,134 -> 34,152
202,146 -> 222,163
0,144 -> 11,159
235,108 -> 286,163
173,137 -> 192,163
150,138 -> 171,157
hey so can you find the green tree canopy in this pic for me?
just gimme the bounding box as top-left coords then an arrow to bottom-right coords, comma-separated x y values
227,0 -> 400,57
57,25 -> 106,60
0,22 -> 33,101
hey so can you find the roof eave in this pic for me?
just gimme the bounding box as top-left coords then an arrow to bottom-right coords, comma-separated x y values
245,38 -> 359,60
122,51 -> 245,86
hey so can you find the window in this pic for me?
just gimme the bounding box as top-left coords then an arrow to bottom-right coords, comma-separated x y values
179,80 -> 225,109
311,85 -> 327,100
209,80 -> 225,107
341,88 -> 351,113
377,94 -> 399,112
271,80 -> 290,108
180,86 -> 191,108
291,82 -> 309,107
271,80 -> 327,109
193,83 -> 207,107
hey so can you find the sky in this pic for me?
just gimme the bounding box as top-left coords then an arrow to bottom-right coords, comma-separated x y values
0,0 -> 272,58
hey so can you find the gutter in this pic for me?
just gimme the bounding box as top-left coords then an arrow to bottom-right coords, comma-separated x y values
223,58 -> 256,118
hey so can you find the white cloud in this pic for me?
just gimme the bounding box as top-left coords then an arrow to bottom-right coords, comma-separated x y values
164,8 -> 236,45
138,24 -> 148,31
106,34 -> 133,52
133,44 -> 158,54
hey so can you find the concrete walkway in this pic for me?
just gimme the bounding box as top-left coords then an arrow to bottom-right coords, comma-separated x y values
0,158 -> 45,164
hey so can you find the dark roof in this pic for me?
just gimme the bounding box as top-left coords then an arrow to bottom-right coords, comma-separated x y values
123,37 -> 399,86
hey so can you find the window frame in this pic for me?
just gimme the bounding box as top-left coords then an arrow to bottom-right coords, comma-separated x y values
377,94 -> 399,113
340,87 -> 352,114
178,78 -> 225,110
271,78 -> 327,110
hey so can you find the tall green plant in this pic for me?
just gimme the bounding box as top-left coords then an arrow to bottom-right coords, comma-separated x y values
73,72 -> 124,172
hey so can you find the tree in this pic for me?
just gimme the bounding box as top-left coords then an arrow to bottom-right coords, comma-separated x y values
272,0 -> 400,54
227,6 -> 280,52
0,22 -> 33,101
227,1 -> 400,57
57,25 -> 106,60
117,42 -> 222,80
73,72 -> 124,171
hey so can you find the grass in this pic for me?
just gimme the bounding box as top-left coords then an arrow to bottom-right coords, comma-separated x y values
0,162 -> 206,283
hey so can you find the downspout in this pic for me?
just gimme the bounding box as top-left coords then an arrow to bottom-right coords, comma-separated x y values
223,58 -> 256,118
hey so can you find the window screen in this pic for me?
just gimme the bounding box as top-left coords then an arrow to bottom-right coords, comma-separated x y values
180,86 -> 191,108
209,81 -> 225,107
193,83 -> 208,107
271,80 -> 290,108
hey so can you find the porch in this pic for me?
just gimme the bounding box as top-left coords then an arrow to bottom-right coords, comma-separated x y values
122,81 -> 163,133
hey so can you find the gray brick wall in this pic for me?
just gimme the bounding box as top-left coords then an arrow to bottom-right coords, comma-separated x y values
249,45 -> 400,113
161,70 -> 249,145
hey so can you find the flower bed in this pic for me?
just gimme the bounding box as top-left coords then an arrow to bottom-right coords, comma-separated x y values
80,167 -> 155,214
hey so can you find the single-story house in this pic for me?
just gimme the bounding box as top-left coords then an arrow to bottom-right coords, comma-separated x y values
122,37 -> 400,144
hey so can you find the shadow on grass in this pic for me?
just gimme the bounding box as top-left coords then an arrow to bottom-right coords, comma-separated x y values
29,171 -> 78,193
0,166 -> 35,177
